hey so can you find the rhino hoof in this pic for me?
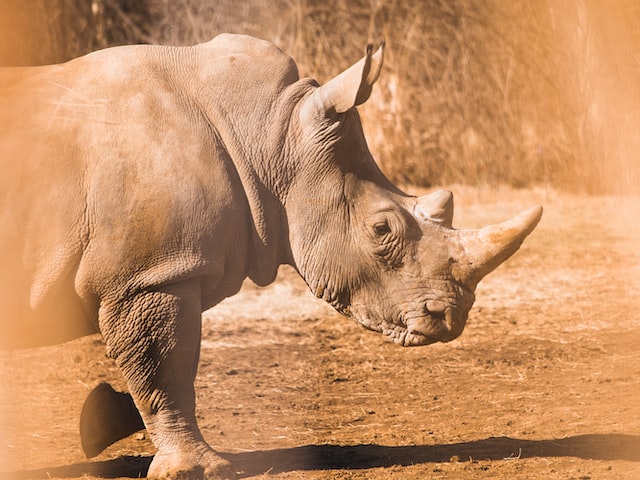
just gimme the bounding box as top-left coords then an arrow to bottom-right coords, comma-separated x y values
79,382 -> 145,457
148,449 -> 236,480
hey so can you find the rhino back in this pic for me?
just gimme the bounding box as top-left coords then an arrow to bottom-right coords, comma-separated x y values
0,44 -> 255,348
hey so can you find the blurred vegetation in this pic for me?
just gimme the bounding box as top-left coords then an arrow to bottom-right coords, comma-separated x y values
1,0 -> 638,194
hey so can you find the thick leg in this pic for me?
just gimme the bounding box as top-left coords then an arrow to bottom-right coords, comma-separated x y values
99,281 -> 235,480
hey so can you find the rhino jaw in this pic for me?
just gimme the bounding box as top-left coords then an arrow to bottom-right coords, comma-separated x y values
350,283 -> 476,347
380,307 -> 468,347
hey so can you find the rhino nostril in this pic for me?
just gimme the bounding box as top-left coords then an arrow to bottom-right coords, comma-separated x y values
425,299 -> 446,315
425,300 -> 456,332
425,308 -> 446,322
424,300 -> 446,323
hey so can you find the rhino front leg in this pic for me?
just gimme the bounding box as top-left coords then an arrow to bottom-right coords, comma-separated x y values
99,281 -> 235,480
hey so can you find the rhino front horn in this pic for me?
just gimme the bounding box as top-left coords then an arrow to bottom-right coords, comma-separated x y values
453,205 -> 543,288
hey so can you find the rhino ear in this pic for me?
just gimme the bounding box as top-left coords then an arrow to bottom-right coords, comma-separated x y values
309,41 -> 385,115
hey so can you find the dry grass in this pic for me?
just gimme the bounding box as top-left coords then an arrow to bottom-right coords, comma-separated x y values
1,0 -> 639,194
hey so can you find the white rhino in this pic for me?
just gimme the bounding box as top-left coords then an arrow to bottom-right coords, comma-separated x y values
0,34 -> 542,479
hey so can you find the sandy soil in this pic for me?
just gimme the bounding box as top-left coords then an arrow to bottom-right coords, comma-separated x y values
1,187 -> 639,479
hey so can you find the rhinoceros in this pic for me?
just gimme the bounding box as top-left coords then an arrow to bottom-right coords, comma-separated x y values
0,34 -> 542,479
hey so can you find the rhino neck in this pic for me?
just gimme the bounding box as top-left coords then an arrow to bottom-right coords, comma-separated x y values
190,42 -> 307,285
227,151 -> 289,287
202,114 -> 292,287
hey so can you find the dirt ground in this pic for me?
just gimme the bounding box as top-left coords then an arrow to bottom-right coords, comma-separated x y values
1,187 -> 639,479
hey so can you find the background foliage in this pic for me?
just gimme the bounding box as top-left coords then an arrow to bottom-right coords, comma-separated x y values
2,0 -> 638,193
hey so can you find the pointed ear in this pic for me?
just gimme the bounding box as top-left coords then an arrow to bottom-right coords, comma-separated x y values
307,41 -> 385,115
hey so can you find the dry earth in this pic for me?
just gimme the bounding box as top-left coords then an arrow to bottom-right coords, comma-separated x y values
1,187 -> 639,479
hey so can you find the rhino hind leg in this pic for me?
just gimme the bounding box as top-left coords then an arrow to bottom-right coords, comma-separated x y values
80,382 -> 145,458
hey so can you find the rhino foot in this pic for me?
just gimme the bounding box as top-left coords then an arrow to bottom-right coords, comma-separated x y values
148,448 -> 236,480
79,382 -> 145,457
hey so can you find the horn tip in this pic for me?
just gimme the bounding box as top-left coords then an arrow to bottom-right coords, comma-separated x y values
524,205 -> 544,228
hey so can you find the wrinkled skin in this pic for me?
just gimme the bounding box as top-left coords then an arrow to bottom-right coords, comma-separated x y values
0,34 -> 541,479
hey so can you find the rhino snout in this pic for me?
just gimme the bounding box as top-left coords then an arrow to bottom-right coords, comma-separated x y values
406,300 -> 467,343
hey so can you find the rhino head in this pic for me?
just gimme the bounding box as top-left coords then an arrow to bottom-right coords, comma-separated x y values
283,43 -> 542,346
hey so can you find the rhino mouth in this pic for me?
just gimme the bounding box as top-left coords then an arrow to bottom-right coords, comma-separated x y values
353,303 -> 468,347
404,305 -> 466,345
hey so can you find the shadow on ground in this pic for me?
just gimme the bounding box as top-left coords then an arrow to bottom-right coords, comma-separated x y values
3,434 -> 639,479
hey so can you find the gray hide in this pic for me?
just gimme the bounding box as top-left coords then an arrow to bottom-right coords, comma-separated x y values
0,34 -> 542,479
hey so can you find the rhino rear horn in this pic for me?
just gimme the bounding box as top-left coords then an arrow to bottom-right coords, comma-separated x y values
414,190 -> 454,227
311,41 -> 384,115
453,206 -> 543,288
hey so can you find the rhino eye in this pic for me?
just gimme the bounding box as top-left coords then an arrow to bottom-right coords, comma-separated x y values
373,221 -> 391,236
